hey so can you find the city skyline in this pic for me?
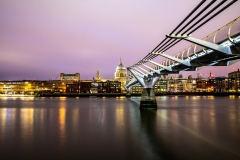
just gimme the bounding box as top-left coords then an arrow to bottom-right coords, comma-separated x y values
1,0 -> 240,80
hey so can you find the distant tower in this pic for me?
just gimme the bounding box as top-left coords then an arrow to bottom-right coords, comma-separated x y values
197,73 -> 202,79
209,71 -> 213,78
96,70 -> 100,80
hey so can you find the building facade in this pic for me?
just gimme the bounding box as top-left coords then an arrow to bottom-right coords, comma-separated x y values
228,69 -> 240,92
60,73 -> 80,81
0,80 -> 68,94
79,80 -> 121,93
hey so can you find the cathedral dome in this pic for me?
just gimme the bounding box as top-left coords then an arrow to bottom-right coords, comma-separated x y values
116,64 -> 126,70
115,58 -> 127,79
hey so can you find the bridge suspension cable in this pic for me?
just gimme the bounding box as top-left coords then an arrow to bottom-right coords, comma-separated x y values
131,0 -> 237,69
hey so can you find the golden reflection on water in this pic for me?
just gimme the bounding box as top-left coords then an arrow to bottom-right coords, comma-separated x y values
229,95 -> 235,99
20,108 -> 34,146
0,108 -> 7,140
59,97 -> 67,100
207,96 -> 214,99
59,107 -> 66,128
116,107 -> 124,126
59,100 -> 66,146
115,104 -> 126,144
119,96 -> 125,100
192,96 -> 201,100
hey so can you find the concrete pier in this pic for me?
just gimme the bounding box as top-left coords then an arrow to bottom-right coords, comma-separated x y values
140,88 -> 157,109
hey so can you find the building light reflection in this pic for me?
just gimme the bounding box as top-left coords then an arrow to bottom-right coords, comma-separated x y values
20,108 -> 34,146
157,110 -> 167,126
59,97 -> 66,101
116,107 -> 124,127
59,105 -> 66,147
0,108 -> 7,141
207,96 -> 214,99
229,95 -> 235,99
115,105 -> 125,143
119,96 -> 125,100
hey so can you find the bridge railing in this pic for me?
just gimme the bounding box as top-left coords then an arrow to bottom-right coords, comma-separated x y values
159,16 -> 240,67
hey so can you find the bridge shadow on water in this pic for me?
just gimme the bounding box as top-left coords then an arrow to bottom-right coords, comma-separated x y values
139,109 -> 176,160
127,98 -> 175,160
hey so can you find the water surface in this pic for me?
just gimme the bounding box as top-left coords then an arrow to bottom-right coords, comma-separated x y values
0,96 -> 240,160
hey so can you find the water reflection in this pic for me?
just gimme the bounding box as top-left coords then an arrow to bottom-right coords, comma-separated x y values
230,95 -> 236,99
20,108 -> 34,148
0,96 -> 240,160
59,99 -> 66,147
207,95 -> 214,99
116,107 -> 124,126
0,108 -> 7,141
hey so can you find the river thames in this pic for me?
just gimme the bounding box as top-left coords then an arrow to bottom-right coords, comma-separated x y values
0,95 -> 240,160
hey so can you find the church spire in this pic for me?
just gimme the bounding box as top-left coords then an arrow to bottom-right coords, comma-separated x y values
120,58 -> 122,65
96,70 -> 100,80
209,71 -> 213,78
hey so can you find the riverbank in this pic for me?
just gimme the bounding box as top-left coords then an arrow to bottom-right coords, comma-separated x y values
1,92 -> 239,97
0,94 -> 34,97
40,92 -> 240,97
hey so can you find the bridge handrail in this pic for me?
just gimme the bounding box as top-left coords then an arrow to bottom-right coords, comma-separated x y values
159,16 -> 240,67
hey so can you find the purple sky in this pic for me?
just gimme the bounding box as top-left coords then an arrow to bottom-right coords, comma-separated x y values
1,0 -> 240,80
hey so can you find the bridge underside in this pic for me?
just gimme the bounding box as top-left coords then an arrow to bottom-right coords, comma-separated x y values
152,40 -> 240,75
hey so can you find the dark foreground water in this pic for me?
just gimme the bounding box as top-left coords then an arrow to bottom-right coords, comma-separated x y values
0,96 -> 240,160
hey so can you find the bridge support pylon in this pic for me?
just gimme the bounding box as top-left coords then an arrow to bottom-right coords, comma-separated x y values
127,67 -> 159,109
140,88 -> 157,109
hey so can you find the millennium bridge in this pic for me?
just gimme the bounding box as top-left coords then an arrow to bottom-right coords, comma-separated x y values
124,0 -> 240,109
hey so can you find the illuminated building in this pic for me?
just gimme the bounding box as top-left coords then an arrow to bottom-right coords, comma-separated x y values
228,69 -> 240,92
0,80 -> 67,94
214,77 -> 228,92
66,83 -> 80,93
114,58 -> 127,92
79,80 -> 121,93
186,75 -> 197,92
60,73 -> 80,81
